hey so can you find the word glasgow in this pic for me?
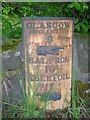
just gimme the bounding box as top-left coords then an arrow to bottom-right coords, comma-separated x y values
26,22 -> 70,29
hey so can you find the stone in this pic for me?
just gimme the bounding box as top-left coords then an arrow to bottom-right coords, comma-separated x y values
78,73 -> 90,83
2,51 -> 21,71
14,51 -> 20,57
86,89 -> 90,94
75,34 -> 88,73
2,72 -> 25,103
2,43 -> 25,103
2,44 -> 23,71
73,34 -> 90,85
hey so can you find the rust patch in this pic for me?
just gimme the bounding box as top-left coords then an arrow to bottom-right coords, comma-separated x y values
22,18 -> 73,110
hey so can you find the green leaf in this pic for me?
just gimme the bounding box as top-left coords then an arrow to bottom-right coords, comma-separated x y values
67,3 -> 74,8
67,2 -> 81,11
75,24 -> 80,32
81,24 -> 88,32
75,18 -> 79,24
74,3 -> 81,11
83,4 -> 88,10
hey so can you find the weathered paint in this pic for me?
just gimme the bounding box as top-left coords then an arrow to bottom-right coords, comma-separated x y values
22,17 -> 73,110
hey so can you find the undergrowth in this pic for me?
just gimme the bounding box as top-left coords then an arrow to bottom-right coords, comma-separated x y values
1,65 -> 90,119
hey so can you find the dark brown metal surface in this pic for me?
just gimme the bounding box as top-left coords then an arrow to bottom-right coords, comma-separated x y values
22,17 -> 73,110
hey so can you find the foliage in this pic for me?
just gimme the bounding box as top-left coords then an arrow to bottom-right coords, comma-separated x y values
1,2 -> 90,118
2,38 -> 21,51
62,67 -> 90,119
67,2 -> 89,32
1,64 -> 53,118
1,70 -> 90,119
2,2 -> 89,41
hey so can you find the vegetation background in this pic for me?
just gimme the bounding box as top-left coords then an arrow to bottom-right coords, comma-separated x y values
2,2 -> 90,51
2,2 -> 89,39
1,1 -> 90,119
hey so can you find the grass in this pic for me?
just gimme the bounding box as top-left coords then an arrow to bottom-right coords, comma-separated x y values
1,64 -> 90,119
1,64 -> 53,118
69,67 -> 90,119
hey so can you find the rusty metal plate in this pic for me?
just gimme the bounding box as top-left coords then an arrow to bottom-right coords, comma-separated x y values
22,17 -> 73,110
